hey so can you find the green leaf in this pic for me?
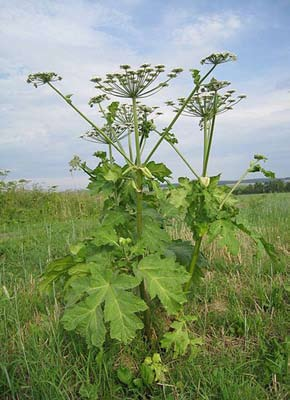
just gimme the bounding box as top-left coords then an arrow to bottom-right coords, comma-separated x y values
168,187 -> 189,209
165,240 -> 194,269
106,101 -> 119,124
140,364 -> 155,386
133,217 -> 170,254
62,266 -> 147,347
79,382 -> 99,399
39,255 -> 75,292
260,167 -> 275,179
103,164 -> 123,182
208,220 -> 240,255
137,255 -> 189,314
92,225 -> 118,247
102,210 -> 127,227
234,222 -> 278,261
117,367 -> 133,386
146,161 -> 172,182
62,296 -> 106,348
254,154 -> 267,161
161,316 -> 202,358
104,285 -> 147,342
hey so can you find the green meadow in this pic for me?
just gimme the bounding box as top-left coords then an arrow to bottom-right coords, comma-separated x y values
0,189 -> 289,399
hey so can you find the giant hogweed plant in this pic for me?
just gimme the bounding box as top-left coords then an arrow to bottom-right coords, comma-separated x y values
27,52 -> 276,362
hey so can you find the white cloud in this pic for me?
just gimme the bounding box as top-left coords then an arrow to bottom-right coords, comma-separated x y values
0,0 -> 289,186
172,14 -> 242,47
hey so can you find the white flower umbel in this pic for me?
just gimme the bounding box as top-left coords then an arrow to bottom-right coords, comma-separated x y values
91,64 -> 183,99
200,52 -> 237,65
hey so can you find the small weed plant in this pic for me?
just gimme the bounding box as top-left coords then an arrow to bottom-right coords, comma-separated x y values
27,52 -> 276,389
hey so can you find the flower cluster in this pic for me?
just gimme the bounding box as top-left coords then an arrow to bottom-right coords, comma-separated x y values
116,103 -> 162,131
90,64 -> 183,98
166,78 -> 246,123
88,94 -> 110,107
82,102 -> 162,144
27,72 -> 62,88
200,52 -> 237,65
81,124 -> 128,145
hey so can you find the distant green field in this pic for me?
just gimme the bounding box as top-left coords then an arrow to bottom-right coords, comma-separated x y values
0,191 -> 289,399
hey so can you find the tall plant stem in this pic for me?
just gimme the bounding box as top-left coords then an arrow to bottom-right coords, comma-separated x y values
202,118 -> 208,176
153,129 -> 199,179
203,93 -> 217,175
203,115 -> 216,176
127,130 -> 133,162
48,82 -> 133,166
145,65 -> 216,163
184,236 -> 203,292
108,143 -> 113,163
132,97 -> 151,340
186,114 -> 215,293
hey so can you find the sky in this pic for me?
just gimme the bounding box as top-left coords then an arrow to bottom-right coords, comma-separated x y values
0,0 -> 290,189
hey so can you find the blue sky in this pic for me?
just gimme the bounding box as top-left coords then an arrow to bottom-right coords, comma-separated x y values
0,0 -> 289,188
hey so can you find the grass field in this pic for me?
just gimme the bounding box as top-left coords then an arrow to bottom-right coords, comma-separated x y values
0,190 -> 289,399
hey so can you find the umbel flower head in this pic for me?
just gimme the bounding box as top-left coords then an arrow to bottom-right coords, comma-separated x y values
166,77 -> 246,124
82,102 -> 162,144
90,64 -> 183,99
200,52 -> 237,65
27,72 -> 62,88
114,103 -> 162,133
88,96 -> 162,135
81,124 -> 128,145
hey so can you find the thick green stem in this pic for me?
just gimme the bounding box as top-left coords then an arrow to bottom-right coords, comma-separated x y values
203,93 -> 217,176
184,236 -> 203,292
108,143 -> 113,163
202,118 -> 208,176
153,129 -> 199,179
203,115 -> 216,176
132,97 -> 152,340
48,82 -> 133,166
127,130 -> 133,162
145,65 -> 217,163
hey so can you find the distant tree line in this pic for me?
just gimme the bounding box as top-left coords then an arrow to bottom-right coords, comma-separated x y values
234,179 -> 290,195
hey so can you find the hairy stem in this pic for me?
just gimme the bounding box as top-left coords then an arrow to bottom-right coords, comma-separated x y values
132,97 -> 151,340
203,93 -> 217,175
202,118 -> 208,176
127,129 -> 133,162
203,115 -> 216,176
108,143 -> 113,163
184,236 -> 203,292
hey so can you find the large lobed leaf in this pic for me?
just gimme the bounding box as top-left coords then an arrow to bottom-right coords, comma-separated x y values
62,265 -> 147,347
136,254 -> 190,314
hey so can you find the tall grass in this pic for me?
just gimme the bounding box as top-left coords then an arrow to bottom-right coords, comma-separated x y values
0,191 -> 289,399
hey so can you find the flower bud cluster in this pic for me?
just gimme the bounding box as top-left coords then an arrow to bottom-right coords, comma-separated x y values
82,102 -> 162,144
166,77 -> 246,122
200,52 -> 237,65
81,124 -> 128,145
90,64 -> 183,98
27,72 -> 62,87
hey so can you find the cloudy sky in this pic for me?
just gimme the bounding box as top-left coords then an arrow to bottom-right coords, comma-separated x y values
0,0 -> 289,189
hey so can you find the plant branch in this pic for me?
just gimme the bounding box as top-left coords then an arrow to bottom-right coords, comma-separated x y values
153,129 -> 199,179
132,96 -> 152,340
145,65 -> 217,163
47,82 -> 133,166
219,166 -> 252,210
